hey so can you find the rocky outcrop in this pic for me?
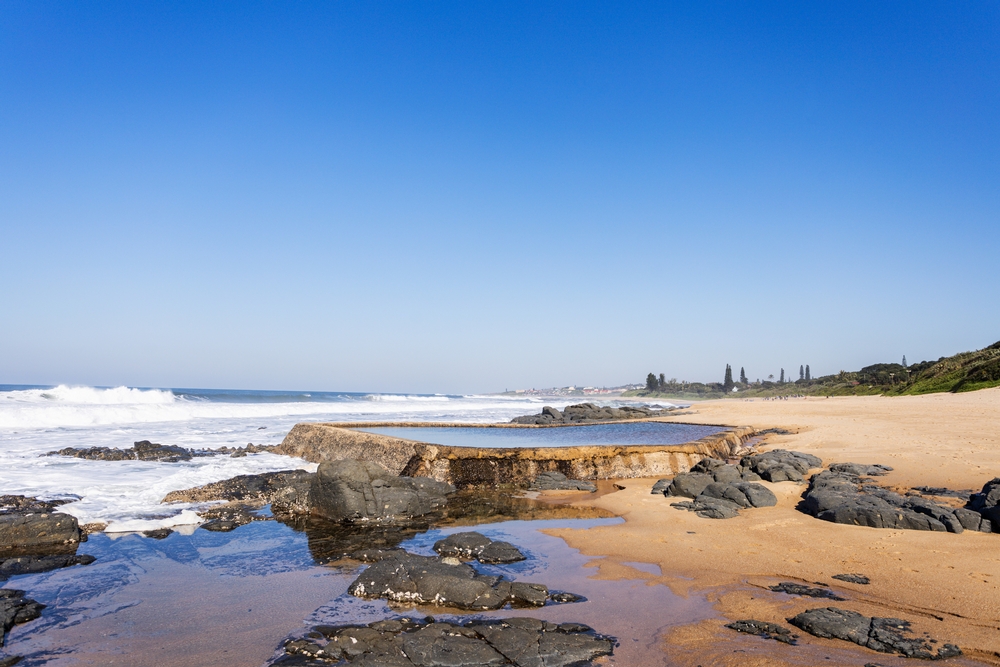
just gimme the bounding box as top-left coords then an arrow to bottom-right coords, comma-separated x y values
828,463 -> 893,477
651,457 -> 762,497
311,460 -> 454,524
739,450 -> 823,482
47,440 -> 279,463
788,607 -> 961,659
652,457 -> 777,519
832,573 -> 871,585
163,470 -> 314,515
769,582 -> 845,600
1,589 -> 44,647
272,616 -> 614,667
968,477 -> 1000,529
0,496 -> 81,554
1,553 -> 95,580
48,440 -> 194,462
432,532 -> 526,564
801,468 -> 991,534
510,403 -> 667,425
529,471 -> 597,492
205,443 -> 280,458
348,550 -> 579,611
725,619 -> 798,644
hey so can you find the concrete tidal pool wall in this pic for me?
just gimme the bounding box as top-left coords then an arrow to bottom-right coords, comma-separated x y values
276,421 -> 757,488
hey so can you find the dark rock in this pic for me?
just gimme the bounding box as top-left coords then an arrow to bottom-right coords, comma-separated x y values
700,482 -> 777,509
282,615 -> 614,667
529,471 -> 597,493
433,532 -> 492,559
768,582 -> 845,600
955,506 -> 992,533
740,450 -> 822,482
430,532 -> 525,565
0,499 -> 81,554
801,470 -> 973,534
347,550 -> 571,611
0,654 -> 21,667
832,573 -> 870,585
201,520 -> 239,532
142,528 -> 173,539
0,554 -> 95,580
670,497 -> 741,520
656,472 -> 714,499
311,460 -> 454,524
788,607 -> 961,659
967,477 -> 1000,512
653,460 -> 766,501
162,470 -> 315,515
47,440 -> 193,462
510,582 -> 548,607
912,486 -> 973,499
541,406 -> 563,421
549,591 -> 586,604
206,443 -> 281,458
511,402 -> 662,425
0,497 -> 68,515
828,463 -> 893,477
478,541 -> 526,564
725,619 -> 797,644
197,504 -> 266,532
0,589 -> 44,647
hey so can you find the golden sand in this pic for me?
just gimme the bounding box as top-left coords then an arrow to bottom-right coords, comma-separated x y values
547,389 -> 1000,666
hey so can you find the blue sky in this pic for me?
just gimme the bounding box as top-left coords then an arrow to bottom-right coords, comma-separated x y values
2,2 -> 998,393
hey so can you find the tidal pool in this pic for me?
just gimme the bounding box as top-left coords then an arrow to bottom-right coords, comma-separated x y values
355,422 -> 725,448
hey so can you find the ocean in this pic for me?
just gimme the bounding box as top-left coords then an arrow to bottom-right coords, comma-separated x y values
0,385 -> 672,531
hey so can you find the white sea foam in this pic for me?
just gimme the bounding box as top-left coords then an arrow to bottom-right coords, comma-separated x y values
0,385 -> 672,529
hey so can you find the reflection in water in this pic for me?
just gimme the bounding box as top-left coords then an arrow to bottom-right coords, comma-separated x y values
5,491 -> 694,667
283,488 -> 617,564
268,517 -> 712,667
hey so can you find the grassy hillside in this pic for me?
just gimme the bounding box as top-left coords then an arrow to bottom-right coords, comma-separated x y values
626,340 -> 1000,401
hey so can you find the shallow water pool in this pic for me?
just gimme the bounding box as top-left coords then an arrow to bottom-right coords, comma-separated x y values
356,421 -> 725,448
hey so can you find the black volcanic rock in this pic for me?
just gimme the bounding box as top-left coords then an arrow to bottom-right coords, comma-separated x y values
272,615 -> 614,667
347,550 -> 574,611
1,589 -> 44,647
432,532 -> 526,564
48,440 -> 193,462
0,496 -> 81,554
510,402 -> 665,425
801,467 -> 992,534
162,470 -> 314,515
739,450 -> 822,482
529,471 -> 597,492
310,460 -> 454,524
769,582 -> 845,600
726,619 -> 798,644
788,607 -> 961,659
654,460 -> 778,520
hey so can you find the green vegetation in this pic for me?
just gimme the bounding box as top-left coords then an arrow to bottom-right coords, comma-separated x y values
625,340 -> 1000,400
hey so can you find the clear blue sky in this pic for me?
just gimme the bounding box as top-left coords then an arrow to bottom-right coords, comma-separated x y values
2,2 -> 998,393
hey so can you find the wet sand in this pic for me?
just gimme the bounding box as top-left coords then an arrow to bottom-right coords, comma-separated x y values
547,389 -> 1000,665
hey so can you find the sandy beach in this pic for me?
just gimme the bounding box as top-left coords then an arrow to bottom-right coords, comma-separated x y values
547,389 -> 1000,666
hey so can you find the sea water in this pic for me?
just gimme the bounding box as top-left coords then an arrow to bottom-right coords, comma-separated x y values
0,385 -> 676,530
